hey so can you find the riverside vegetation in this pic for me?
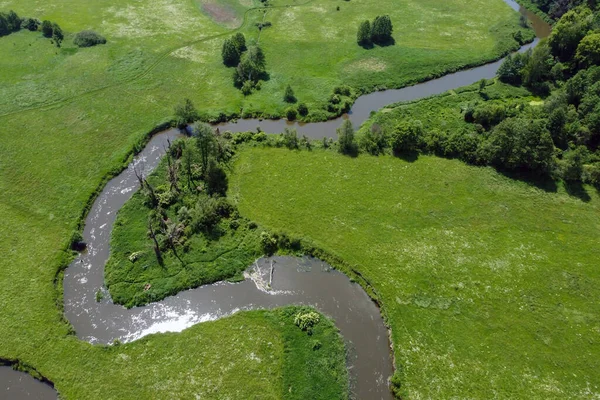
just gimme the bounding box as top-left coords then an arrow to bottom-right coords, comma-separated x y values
0,0 -> 569,398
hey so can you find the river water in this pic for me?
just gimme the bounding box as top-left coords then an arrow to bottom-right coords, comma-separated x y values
37,1 -> 551,399
0,367 -> 56,400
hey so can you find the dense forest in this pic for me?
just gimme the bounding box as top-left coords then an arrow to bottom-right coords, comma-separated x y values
360,3 -> 600,187
530,0 -> 597,19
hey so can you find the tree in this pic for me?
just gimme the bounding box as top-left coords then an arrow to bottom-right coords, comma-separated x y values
560,145 -> 588,181
282,128 -> 299,149
234,45 -> 266,85
52,23 -> 64,47
498,53 -> 528,85
284,85 -> 296,103
0,14 -> 8,37
576,33 -> 600,68
337,119 -> 356,155
221,38 -> 240,67
297,102 -> 308,117
232,32 -> 246,54
371,15 -> 393,45
6,10 -> 21,32
174,98 -> 199,128
193,123 -> 216,175
548,8 -> 592,62
285,107 -> 297,121
390,120 -> 423,154
41,20 -> 53,38
357,20 -> 371,46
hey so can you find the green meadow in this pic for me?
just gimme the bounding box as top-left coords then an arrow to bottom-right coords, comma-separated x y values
0,0 -> 537,398
231,147 -> 600,398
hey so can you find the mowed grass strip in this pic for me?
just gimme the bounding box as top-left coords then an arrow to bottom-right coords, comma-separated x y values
230,147 -> 600,398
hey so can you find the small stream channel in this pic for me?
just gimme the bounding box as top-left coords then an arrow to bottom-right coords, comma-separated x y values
5,1 -> 550,399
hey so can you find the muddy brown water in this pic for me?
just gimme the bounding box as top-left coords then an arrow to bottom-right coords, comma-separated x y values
0,367 -> 56,400
58,2 -> 552,399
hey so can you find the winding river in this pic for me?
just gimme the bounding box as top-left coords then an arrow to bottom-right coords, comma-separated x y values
2,1 -> 551,399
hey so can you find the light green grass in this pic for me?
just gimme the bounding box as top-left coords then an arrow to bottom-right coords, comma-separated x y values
230,147 -> 600,398
0,0 -> 535,397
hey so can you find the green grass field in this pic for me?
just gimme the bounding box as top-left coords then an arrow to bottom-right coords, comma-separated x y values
0,0 -> 540,397
230,147 -> 600,398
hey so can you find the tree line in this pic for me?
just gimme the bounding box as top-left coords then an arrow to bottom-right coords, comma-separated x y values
0,10 -> 106,48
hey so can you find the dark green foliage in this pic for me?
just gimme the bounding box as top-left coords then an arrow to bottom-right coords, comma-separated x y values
472,102 -> 507,129
548,8 -> 593,61
357,20 -> 371,46
559,145 -> 589,180
232,32 -> 246,53
41,20 -> 53,38
521,43 -> 555,91
371,15 -> 393,45
221,38 -> 240,67
205,160 -> 228,195
73,30 -> 107,47
0,10 -> 21,36
390,120 -> 423,154
233,45 -> 266,88
174,98 -> 199,128
282,128 -> 299,149
297,102 -> 308,116
576,32 -> 600,67
337,119 -> 356,155
359,123 -> 387,155
193,122 -> 217,175
498,53 -> 529,84
481,118 -> 555,172
285,107 -> 297,121
283,84 -> 296,103
21,18 -> 40,32
52,23 -> 63,47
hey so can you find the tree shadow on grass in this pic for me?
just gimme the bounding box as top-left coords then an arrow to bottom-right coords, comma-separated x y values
393,150 -> 419,163
564,180 -> 592,202
497,169 -> 558,193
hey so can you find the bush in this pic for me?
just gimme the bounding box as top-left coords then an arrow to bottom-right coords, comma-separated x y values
283,84 -> 296,103
389,120 -> 423,154
41,20 -> 53,38
297,102 -> 308,117
285,107 -> 297,121
260,231 -> 277,255
294,311 -> 320,334
74,30 -> 107,47
360,123 -> 387,155
282,128 -> 299,149
21,18 -> 40,32
337,119 -> 356,155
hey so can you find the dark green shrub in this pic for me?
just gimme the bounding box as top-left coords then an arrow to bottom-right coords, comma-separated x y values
282,128 -> 299,149
74,30 -> 107,47
41,20 -> 53,37
297,102 -> 308,116
285,107 -> 297,121
284,84 -> 296,103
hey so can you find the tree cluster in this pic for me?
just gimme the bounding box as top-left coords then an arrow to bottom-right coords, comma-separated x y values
222,33 -> 268,95
530,0 -> 596,20
137,122 -> 233,265
0,10 -> 67,47
494,4 -> 600,183
357,15 -> 393,47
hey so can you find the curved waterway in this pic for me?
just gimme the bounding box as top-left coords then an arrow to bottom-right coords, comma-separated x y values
216,0 -> 550,138
61,2 -> 551,399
